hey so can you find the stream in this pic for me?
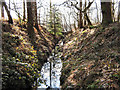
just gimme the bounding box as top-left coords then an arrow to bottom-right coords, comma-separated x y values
37,43 -> 63,89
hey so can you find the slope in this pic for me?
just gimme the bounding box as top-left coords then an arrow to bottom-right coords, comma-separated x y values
60,23 -> 120,89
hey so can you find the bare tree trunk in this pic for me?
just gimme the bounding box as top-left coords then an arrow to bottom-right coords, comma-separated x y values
2,1 -> 13,24
79,0 -> 83,28
74,21 -> 77,30
112,0 -> 115,22
95,1 -> 99,23
85,12 -> 92,25
0,1 -> 2,18
39,9 -> 40,24
101,1 -> 113,25
34,0 -> 39,29
31,0 -> 52,53
2,4 -> 4,18
23,0 -> 26,21
77,13 -> 79,28
118,1 -> 120,22
32,0 -> 39,30
84,0 -> 87,25
9,0 -> 10,10
27,1 -> 35,42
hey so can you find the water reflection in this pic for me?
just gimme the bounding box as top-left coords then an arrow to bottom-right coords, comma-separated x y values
37,55 -> 62,89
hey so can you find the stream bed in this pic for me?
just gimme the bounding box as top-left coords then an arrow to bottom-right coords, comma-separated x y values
37,53 -> 62,89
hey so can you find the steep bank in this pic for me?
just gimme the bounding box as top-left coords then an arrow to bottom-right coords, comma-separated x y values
2,21 -> 60,89
60,23 -> 120,89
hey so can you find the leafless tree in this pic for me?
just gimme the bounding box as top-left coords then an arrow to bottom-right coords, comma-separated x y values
2,0 -> 13,24
65,0 -> 94,27
118,1 -> 120,22
27,1 -> 35,43
101,0 -> 113,25
23,0 -> 26,21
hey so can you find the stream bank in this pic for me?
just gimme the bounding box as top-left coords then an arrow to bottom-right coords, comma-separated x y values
2,22 -> 63,90
37,41 -> 63,89
60,23 -> 120,89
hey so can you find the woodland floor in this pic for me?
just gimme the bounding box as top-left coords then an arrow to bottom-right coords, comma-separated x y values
2,20 -> 120,89
60,22 -> 120,89
2,20 -> 57,89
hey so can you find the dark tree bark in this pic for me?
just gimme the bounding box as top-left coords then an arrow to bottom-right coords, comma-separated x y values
27,1 -> 35,44
101,1 -> 113,25
2,4 -> 4,18
84,12 -> 92,25
39,9 -> 40,24
9,0 -> 10,10
71,0 -> 93,27
2,1 -> 13,24
33,0 -> 39,29
79,0 -> 83,28
31,0 -> 52,54
23,0 -> 26,21
118,1 -> 120,22
84,0 -> 87,25
112,0 -> 115,22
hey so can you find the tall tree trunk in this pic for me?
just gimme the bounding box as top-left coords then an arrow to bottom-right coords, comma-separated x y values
2,1 -> 13,24
84,0 -> 87,25
79,0 -> 83,28
85,12 -> 92,25
31,0 -> 52,54
95,1 -> 99,23
101,1 -> 113,25
23,0 -> 26,21
112,0 -> 115,22
2,4 -> 4,18
27,1 -> 35,44
0,1 -> 2,18
77,13 -> 79,28
34,0 -> 39,29
118,1 -> 120,22
9,0 -> 10,10
39,9 -> 40,24
74,21 -> 77,30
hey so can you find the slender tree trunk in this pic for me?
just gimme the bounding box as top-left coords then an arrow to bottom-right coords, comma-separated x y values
101,1 -> 113,25
2,1 -> 13,24
0,1 -> 2,18
112,0 -> 115,22
9,0 -> 10,10
118,1 -> 120,22
39,9 -> 40,24
95,1 -> 99,23
84,0 -> 87,25
34,0 -> 39,29
77,13 -> 79,28
50,0 -> 53,30
79,0 -> 83,28
85,12 -> 92,25
23,0 -> 26,21
74,21 -> 77,30
2,4 -> 4,18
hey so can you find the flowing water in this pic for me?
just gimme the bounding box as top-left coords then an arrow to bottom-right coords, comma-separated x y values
37,53 -> 62,89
